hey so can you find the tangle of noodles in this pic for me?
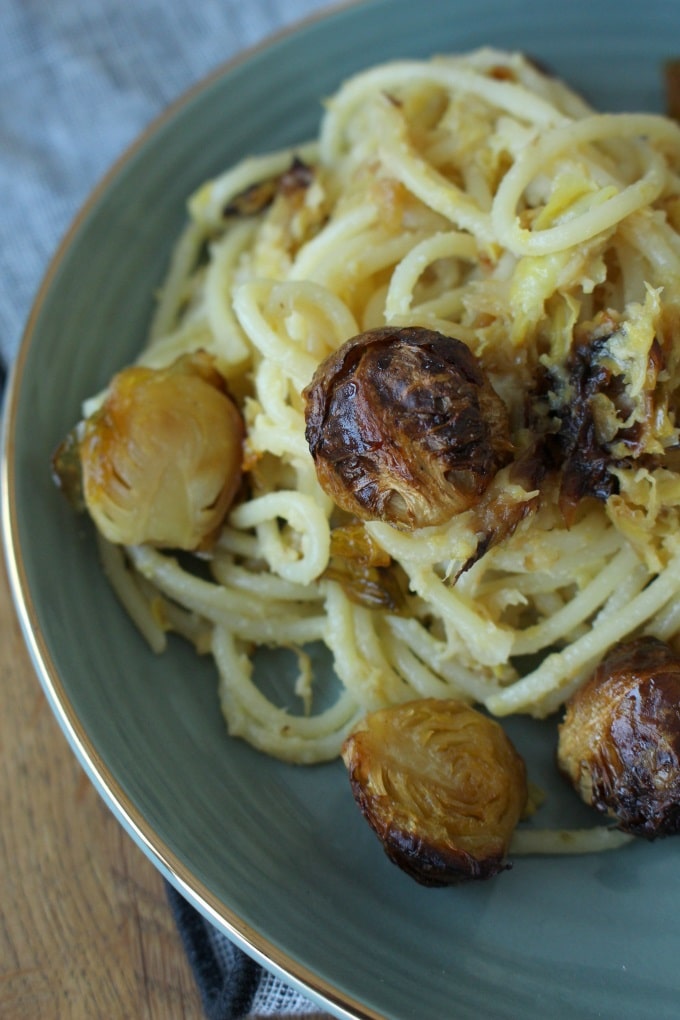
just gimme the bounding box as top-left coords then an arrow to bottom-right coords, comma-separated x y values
88,47 -> 680,845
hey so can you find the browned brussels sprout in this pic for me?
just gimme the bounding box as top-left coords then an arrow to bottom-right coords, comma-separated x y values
53,350 -> 243,550
303,326 -> 512,530
558,636 -> 680,839
341,698 -> 528,885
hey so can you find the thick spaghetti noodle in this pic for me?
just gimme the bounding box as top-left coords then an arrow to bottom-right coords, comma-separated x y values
84,49 -> 680,778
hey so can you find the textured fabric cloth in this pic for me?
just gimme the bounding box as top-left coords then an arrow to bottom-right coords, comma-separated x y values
1,1 -> 335,1016
0,0 -> 332,368
166,885 -> 331,1019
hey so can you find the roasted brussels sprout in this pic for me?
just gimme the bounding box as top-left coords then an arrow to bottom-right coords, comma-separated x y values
341,698 -> 528,885
557,636 -> 680,838
303,326 -> 512,530
53,350 -> 244,550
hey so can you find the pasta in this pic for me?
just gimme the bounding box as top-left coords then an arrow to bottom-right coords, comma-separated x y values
91,48 -> 680,787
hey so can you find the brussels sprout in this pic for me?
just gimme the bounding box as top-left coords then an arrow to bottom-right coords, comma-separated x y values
558,636 -> 680,839
303,326 -> 512,530
53,351 -> 243,550
342,698 -> 528,885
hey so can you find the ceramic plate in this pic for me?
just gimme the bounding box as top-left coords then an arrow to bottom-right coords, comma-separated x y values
4,1 -> 680,1017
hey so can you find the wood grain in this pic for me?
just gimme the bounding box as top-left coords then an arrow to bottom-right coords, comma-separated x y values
0,556 -> 204,1019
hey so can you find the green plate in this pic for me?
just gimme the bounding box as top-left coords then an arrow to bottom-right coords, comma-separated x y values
3,1 -> 680,1017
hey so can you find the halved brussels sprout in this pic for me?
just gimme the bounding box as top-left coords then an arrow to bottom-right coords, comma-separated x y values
54,350 -> 244,550
558,636 -> 680,838
342,698 -> 528,885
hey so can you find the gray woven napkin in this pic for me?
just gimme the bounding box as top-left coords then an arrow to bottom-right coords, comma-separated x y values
1,1 -> 335,1016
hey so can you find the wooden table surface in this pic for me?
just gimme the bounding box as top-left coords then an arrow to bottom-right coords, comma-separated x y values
0,554 -> 205,1019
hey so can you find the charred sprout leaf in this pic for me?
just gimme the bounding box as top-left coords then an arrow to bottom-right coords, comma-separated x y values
527,315 -> 625,523
328,521 -> 392,567
51,425 -> 85,512
303,326 -> 513,530
458,465 -> 540,575
223,156 -> 314,217
279,156 -> 315,195
342,698 -> 528,885
60,350 -> 244,551
552,330 -> 624,521
323,522 -> 407,611
324,560 -> 407,612
532,306 -> 673,525
223,178 -> 279,217
558,636 -> 680,839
